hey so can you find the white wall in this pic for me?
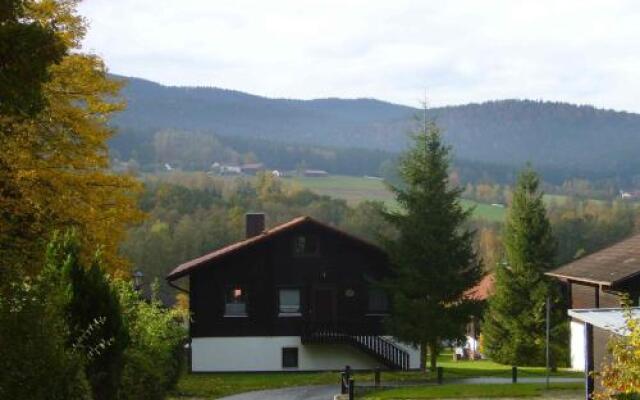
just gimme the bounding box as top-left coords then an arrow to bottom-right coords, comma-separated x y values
570,320 -> 586,371
383,337 -> 422,370
192,336 -> 387,372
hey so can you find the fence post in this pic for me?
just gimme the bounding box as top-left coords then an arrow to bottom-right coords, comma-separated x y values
348,378 -> 355,400
437,366 -> 443,384
341,365 -> 352,394
512,366 -> 518,383
374,367 -> 381,387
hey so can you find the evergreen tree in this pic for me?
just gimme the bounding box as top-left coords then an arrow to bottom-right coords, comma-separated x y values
382,119 -> 482,371
482,167 -> 567,366
47,231 -> 129,400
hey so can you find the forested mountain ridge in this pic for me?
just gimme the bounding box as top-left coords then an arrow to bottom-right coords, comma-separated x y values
110,75 -> 640,177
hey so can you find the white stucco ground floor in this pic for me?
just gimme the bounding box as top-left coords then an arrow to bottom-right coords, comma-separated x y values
191,336 -> 421,372
570,319 -> 586,371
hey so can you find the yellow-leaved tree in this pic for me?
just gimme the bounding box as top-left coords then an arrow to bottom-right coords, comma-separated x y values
592,302 -> 640,399
0,0 -> 143,276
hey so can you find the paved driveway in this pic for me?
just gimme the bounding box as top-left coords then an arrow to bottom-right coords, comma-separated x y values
218,384 -> 339,400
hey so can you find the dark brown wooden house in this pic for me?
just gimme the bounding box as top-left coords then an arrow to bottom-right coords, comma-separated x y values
547,233 -> 640,396
166,213 -> 420,372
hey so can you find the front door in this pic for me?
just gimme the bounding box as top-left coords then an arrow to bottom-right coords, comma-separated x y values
312,287 -> 336,325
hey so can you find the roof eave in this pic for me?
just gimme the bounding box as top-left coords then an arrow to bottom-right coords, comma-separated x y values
545,271 -> 612,287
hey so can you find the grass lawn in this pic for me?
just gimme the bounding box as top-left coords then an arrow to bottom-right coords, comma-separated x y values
170,371 -> 339,399
169,353 -> 581,399
361,383 -> 583,399
435,353 -> 582,379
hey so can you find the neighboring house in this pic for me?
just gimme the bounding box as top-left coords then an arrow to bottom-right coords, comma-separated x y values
546,233 -> 640,374
459,273 -> 495,359
166,213 -> 420,372
567,307 -> 640,398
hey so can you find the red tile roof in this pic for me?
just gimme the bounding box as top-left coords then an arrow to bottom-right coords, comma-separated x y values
166,216 -> 384,281
464,273 -> 495,301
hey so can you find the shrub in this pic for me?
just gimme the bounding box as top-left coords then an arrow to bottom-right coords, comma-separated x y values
46,232 -> 129,400
592,301 -> 640,399
114,279 -> 187,400
0,271 -> 92,400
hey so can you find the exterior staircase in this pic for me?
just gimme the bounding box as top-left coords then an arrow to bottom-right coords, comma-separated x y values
301,324 -> 410,370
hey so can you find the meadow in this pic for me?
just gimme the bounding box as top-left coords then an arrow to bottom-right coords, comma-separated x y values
288,175 -> 507,222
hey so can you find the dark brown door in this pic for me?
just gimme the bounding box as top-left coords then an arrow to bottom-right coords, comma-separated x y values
313,287 -> 336,324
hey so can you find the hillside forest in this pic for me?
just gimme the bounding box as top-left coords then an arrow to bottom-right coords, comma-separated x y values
124,171 -> 640,304
109,76 -> 640,190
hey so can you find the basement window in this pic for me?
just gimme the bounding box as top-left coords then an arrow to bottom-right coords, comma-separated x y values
282,347 -> 299,368
224,286 -> 247,317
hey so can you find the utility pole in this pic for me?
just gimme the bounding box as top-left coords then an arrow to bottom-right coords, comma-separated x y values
545,296 -> 551,389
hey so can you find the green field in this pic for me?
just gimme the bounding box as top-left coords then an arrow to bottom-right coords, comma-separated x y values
288,175 -> 507,222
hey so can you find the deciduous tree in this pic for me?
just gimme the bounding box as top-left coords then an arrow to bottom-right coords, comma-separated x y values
592,300 -> 640,399
0,0 -> 143,276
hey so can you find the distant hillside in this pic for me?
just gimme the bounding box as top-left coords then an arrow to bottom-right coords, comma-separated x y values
110,75 -> 640,178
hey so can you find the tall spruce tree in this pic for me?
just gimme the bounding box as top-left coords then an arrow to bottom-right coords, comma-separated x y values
482,167 -> 567,366
382,119 -> 482,371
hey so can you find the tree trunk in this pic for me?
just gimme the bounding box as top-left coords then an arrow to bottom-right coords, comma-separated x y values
420,341 -> 427,372
428,341 -> 438,371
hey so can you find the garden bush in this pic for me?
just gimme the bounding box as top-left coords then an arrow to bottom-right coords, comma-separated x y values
114,279 -> 187,400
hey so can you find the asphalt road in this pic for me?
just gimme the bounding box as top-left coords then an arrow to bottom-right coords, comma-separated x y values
217,384 -> 339,400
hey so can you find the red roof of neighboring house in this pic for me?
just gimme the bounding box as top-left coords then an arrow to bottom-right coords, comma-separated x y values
166,216 -> 385,281
464,273 -> 495,301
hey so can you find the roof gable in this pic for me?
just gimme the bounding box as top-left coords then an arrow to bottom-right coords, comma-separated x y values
547,233 -> 640,286
166,216 -> 385,281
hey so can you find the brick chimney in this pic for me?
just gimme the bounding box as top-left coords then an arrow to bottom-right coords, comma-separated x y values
245,213 -> 265,238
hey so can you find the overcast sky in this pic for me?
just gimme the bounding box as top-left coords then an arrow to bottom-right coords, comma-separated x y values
79,1 -> 640,111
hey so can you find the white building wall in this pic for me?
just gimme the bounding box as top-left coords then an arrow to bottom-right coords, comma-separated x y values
383,337 -> 422,370
191,336 -> 421,372
570,320 -> 586,371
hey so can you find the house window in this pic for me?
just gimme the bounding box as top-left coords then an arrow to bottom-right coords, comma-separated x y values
282,347 -> 299,368
293,235 -> 319,256
279,288 -> 301,315
225,286 -> 247,317
368,287 -> 389,314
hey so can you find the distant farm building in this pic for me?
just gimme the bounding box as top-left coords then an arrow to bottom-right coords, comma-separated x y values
218,165 -> 242,175
303,169 -> 329,178
240,163 -> 265,175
